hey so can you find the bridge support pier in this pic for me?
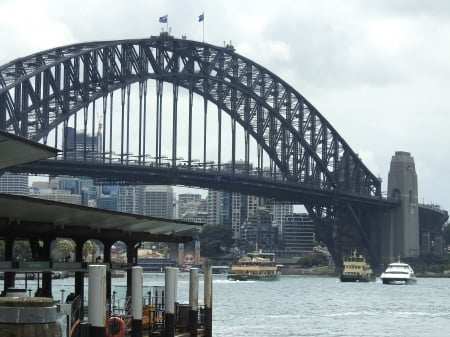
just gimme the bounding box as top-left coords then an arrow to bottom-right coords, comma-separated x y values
385,151 -> 420,261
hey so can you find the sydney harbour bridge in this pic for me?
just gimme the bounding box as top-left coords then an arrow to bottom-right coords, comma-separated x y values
0,33 -> 447,270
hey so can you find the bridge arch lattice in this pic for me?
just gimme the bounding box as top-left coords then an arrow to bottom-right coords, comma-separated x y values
0,34 -> 390,269
0,35 -> 380,200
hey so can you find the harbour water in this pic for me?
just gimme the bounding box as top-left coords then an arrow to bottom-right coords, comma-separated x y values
2,274 -> 450,336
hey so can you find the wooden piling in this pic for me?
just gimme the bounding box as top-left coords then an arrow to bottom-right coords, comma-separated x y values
204,267 -> 212,337
165,267 -> 178,337
189,268 -> 199,337
88,264 -> 106,337
131,266 -> 143,337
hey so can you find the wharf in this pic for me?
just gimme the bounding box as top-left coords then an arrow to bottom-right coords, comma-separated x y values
142,329 -> 206,337
0,132 -> 209,336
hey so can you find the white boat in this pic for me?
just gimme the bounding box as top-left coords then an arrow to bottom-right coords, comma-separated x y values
380,260 -> 417,285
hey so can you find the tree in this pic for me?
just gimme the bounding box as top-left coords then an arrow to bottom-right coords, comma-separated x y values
54,239 -> 76,261
83,240 -> 99,262
199,225 -> 234,257
13,240 -> 32,261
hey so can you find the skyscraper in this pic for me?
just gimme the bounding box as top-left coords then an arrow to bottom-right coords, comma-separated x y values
282,213 -> 315,255
141,185 -> 175,218
0,172 -> 28,195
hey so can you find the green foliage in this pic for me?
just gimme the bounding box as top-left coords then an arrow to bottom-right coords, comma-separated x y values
199,225 -> 234,257
296,253 -> 329,268
83,240 -> 99,262
53,239 -> 76,261
13,240 -> 32,261
403,254 -> 450,274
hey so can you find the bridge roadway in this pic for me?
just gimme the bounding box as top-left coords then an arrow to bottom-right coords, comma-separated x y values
12,158 -> 396,208
12,158 -> 448,271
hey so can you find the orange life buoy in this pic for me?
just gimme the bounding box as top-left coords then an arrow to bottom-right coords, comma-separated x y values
105,316 -> 126,337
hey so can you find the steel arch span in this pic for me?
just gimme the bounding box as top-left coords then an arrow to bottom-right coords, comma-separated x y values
0,34 -> 388,267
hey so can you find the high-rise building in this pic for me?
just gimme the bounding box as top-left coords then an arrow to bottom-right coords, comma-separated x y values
265,200 -> 294,234
118,186 -> 141,214
282,213 -> 314,255
0,172 -> 29,195
63,126 -> 101,161
178,193 -> 203,217
141,185 -> 175,219
79,178 -> 97,206
207,190 -> 222,225
240,207 -> 278,251
96,195 -> 118,211
29,187 -> 82,205
206,160 -> 292,241
207,188 -> 262,239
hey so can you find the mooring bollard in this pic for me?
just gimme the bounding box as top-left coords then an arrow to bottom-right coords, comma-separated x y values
189,268 -> 199,337
88,264 -> 106,337
204,266 -> 212,337
131,266 -> 143,337
165,267 -> 178,337
0,297 -> 61,337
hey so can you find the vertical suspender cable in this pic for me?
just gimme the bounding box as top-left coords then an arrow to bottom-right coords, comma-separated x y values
108,91 -> 113,163
120,86 -> 125,164
172,84 -> 178,168
91,102 -> 96,160
73,111 -> 77,161
138,81 -> 144,164
202,90 -> 208,171
188,80 -> 193,167
83,106 -> 88,161
102,95 -> 107,163
126,84 -> 131,164
142,80 -> 148,164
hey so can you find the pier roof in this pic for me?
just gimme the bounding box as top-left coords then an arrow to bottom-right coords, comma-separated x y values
0,130 -> 59,170
0,132 -> 202,243
0,193 -> 201,242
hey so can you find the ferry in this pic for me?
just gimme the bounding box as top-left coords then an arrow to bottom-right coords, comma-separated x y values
227,251 -> 280,281
339,252 -> 376,282
380,259 -> 417,285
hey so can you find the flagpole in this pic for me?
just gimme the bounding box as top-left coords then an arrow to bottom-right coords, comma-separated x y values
203,15 -> 205,42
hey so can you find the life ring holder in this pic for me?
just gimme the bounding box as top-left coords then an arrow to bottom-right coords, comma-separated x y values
105,316 -> 126,337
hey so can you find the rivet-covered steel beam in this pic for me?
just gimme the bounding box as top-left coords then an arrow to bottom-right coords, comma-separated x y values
0,35 -> 381,199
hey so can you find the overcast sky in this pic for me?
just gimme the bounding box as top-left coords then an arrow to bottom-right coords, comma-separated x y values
0,0 -> 449,212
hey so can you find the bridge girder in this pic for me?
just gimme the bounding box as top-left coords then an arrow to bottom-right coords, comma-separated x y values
0,35 -> 381,199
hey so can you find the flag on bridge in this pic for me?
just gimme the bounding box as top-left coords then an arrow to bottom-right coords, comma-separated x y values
199,12 -> 205,42
159,14 -> 168,23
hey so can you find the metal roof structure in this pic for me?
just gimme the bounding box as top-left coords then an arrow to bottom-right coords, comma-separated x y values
0,130 -> 59,170
0,193 -> 201,243
0,131 -> 202,243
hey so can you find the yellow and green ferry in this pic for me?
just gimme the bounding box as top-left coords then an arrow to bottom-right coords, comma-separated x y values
227,251 -> 281,281
340,252 -> 376,282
